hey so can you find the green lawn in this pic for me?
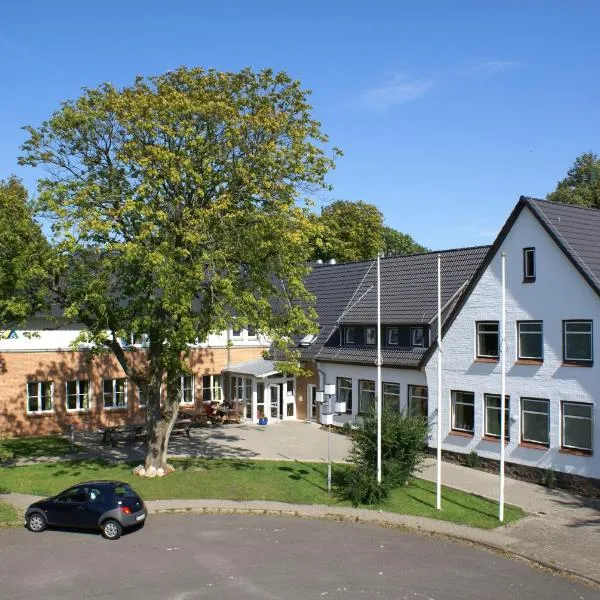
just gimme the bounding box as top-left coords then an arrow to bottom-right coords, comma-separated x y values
2,435 -> 81,459
0,458 -> 523,529
0,501 -> 21,526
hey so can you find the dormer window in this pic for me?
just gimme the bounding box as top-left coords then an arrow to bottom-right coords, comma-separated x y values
523,247 -> 535,282
388,327 -> 400,346
345,326 -> 357,344
365,327 -> 376,345
411,327 -> 424,347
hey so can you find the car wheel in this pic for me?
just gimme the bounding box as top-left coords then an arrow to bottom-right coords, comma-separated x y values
27,512 -> 47,533
101,519 -> 122,540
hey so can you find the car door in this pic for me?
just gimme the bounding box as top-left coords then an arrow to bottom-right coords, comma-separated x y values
78,486 -> 109,529
47,486 -> 89,528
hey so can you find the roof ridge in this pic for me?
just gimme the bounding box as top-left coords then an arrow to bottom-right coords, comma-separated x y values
525,196 -> 600,214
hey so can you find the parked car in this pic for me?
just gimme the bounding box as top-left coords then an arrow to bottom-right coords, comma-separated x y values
25,480 -> 147,540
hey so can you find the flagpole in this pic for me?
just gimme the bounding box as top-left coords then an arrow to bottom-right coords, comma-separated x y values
500,252 -> 506,522
436,254 -> 442,511
377,253 -> 382,485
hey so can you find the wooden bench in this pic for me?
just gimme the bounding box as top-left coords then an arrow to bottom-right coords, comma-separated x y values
171,418 -> 192,437
101,423 -> 146,446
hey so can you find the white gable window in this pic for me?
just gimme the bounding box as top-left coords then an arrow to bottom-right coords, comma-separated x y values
66,380 -> 90,411
563,321 -> 593,364
518,321 -> 543,361
523,247 -> 536,281
103,378 -> 127,409
476,322 -> 499,359
562,402 -> 593,452
27,381 -> 54,414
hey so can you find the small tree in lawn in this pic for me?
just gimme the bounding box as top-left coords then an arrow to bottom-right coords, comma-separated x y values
20,67 -> 337,475
341,407 -> 429,505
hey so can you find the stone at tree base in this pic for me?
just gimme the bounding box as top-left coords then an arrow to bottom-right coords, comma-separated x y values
145,465 -> 157,478
132,465 -> 146,476
156,467 -> 165,477
164,463 -> 176,474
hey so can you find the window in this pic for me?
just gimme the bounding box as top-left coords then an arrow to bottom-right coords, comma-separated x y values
452,390 -> 475,433
66,380 -> 90,411
180,375 -> 194,404
358,379 -> 375,413
103,378 -> 127,409
563,321 -> 593,364
232,328 -> 242,338
247,325 -> 256,338
345,327 -> 357,344
411,328 -> 425,347
27,381 -> 53,414
484,394 -> 510,439
521,398 -> 550,445
388,327 -> 400,346
518,321 -> 543,361
523,247 -> 536,281
408,385 -> 428,418
476,322 -> 499,358
202,375 -> 222,403
562,402 -> 593,452
337,377 -> 352,414
383,382 -> 400,412
365,327 -> 376,345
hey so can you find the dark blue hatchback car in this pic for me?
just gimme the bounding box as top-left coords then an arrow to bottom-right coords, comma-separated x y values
25,480 -> 147,540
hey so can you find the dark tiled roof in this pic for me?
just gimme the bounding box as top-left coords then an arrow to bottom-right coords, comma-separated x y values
316,346 -> 427,368
525,198 -> 600,293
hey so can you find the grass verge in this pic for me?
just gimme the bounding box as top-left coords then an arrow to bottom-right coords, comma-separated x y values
0,501 -> 21,527
2,435 -> 82,460
0,458 -> 523,529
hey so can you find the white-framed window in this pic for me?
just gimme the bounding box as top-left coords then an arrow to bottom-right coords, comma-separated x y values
521,398 -> 550,445
358,379 -> 375,413
232,328 -> 242,338
202,375 -> 222,403
408,385 -> 428,418
452,390 -> 475,433
563,320 -> 593,364
247,325 -> 257,338
518,321 -> 543,361
388,327 -> 400,346
66,380 -> 90,412
562,402 -> 593,452
138,386 -> 147,408
27,381 -> 54,414
180,375 -> 194,404
383,382 -> 401,412
484,394 -> 510,439
523,247 -> 536,281
337,377 -> 352,414
345,326 -> 357,344
365,327 -> 376,345
411,328 -> 424,347
103,378 -> 127,409
476,322 -> 499,358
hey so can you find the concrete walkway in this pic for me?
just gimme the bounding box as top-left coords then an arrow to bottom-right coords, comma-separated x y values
3,421 -> 600,585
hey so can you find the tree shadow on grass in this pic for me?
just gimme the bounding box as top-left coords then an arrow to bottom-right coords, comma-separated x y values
174,458 -> 258,472
277,464 -> 329,494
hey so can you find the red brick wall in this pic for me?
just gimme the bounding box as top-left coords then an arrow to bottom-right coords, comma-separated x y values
0,346 -> 266,437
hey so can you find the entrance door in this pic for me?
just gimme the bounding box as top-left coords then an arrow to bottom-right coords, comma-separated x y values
308,384 -> 317,421
269,385 -> 280,420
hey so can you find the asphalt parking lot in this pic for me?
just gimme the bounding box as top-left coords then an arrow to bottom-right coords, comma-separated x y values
1,513 -> 598,600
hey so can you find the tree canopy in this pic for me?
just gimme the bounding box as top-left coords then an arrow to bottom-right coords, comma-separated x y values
0,176 -> 49,331
311,199 -> 426,263
20,66 -> 337,472
547,152 -> 600,208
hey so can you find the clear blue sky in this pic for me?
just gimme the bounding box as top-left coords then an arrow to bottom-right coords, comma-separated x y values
2,1 -> 599,250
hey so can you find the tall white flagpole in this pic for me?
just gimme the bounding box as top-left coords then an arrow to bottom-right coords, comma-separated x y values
436,254 -> 442,511
500,253 -> 506,522
377,253 -> 382,484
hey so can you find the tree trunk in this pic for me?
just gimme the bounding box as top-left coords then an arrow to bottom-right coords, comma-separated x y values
143,382 -> 178,473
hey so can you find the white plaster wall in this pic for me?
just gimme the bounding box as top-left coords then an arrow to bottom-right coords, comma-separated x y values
426,206 -> 600,478
316,361 -> 427,427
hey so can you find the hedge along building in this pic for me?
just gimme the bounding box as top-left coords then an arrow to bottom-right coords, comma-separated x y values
425,197 -> 600,482
0,317 -> 268,437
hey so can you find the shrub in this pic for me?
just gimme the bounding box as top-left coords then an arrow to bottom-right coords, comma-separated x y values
338,407 -> 429,505
543,466 -> 556,488
0,436 -> 14,463
466,450 -> 481,468
341,421 -> 353,436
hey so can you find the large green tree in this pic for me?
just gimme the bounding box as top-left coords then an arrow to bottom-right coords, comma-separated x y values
311,200 -> 426,263
547,152 -> 600,208
20,67 -> 336,474
0,176 -> 49,332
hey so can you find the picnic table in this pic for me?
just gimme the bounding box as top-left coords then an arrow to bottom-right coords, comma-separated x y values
101,423 -> 146,446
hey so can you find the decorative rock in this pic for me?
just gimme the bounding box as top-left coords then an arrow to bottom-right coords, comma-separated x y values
145,465 -> 157,478
164,463 -> 176,474
132,465 -> 146,477
156,467 -> 165,477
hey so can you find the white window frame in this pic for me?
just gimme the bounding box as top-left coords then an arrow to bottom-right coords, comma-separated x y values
476,321 -> 499,358
388,327 -> 400,346
484,394 -> 510,439
517,321 -> 543,361
358,379 -> 375,413
103,378 -> 128,410
451,390 -> 475,433
66,380 -> 91,412
365,327 -> 376,345
411,327 -> 424,347
337,377 -> 352,414
408,385 -> 428,418
521,397 -> 550,445
563,320 -> 593,364
523,247 -> 536,280
345,326 -> 357,345
202,374 -> 222,403
562,401 -> 593,452
26,381 -> 54,414
383,382 -> 401,412
180,375 -> 195,404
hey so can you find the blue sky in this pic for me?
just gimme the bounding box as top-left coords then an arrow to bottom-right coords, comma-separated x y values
2,1 -> 599,250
